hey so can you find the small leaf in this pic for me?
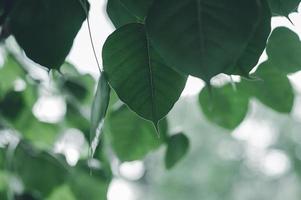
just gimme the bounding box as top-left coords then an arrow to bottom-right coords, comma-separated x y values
266,27 -> 301,74
165,133 -> 189,169
267,0 -> 300,16
103,23 -> 187,126
108,104 -> 167,161
243,61 -> 294,113
9,0 -> 88,69
199,84 -> 249,130
146,0 -> 261,81
90,73 -> 111,156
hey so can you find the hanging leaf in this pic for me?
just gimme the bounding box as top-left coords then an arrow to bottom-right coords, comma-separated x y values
9,0 -> 88,70
103,23 -> 187,127
199,84 -> 249,130
243,61 -> 294,113
165,133 -> 189,169
146,0 -> 261,82
108,104 -> 167,161
90,73 -> 111,156
227,0 -> 271,76
267,0 -> 300,16
266,27 -> 301,74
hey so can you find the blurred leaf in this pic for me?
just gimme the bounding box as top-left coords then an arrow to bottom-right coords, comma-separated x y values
0,54 -> 24,97
146,0 -> 261,81
228,0 -> 271,76
108,105 -> 167,161
103,23 -> 187,127
90,73 -> 110,156
59,62 -> 81,77
267,0 -> 300,16
9,0 -> 88,69
199,84 -> 249,130
65,103 -> 90,140
244,61 -> 294,113
0,91 -> 25,120
46,185 -> 76,200
266,27 -> 301,74
12,142 -> 68,197
165,133 -> 189,169
68,162 -> 110,200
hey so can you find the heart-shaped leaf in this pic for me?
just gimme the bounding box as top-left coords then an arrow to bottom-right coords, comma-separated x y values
243,61 -> 294,113
165,133 -> 189,169
108,104 -> 168,161
9,0 -> 88,69
266,27 -> 301,74
103,23 -> 187,127
146,0 -> 261,82
199,84 -> 249,130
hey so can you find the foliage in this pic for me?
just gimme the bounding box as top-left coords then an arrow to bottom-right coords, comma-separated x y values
0,0 -> 301,199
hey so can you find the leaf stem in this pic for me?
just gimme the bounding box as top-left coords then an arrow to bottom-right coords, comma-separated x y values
78,0 -> 102,73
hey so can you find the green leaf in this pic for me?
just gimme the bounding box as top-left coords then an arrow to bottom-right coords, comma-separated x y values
227,0 -> 271,76
244,61 -> 294,113
0,54 -> 25,97
90,73 -> 111,156
267,0 -> 300,16
165,133 -> 189,169
266,27 -> 301,74
13,142 -> 68,197
68,162 -> 110,200
199,84 -> 249,130
108,104 -> 167,161
106,0 -> 153,28
9,0 -> 88,69
146,0 -> 261,81
119,0 -> 153,20
107,0 -> 142,28
103,23 -> 187,126
0,91 -> 25,120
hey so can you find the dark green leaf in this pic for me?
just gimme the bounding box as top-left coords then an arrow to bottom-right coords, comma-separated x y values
107,0 -> 142,28
108,105 -> 167,161
165,133 -> 189,169
227,0 -> 271,76
119,0 -> 153,20
9,0 -> 88,69
267,0 -> 300,16
146,0 -> 260,81
0,91 -> 25,120
103,23 -> 187,126
266,27 -> 301,74
90,73 -> 111,155
199,84 -> 249,130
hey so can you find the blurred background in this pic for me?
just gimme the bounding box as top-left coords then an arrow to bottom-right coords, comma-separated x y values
1,0 -> 301,199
